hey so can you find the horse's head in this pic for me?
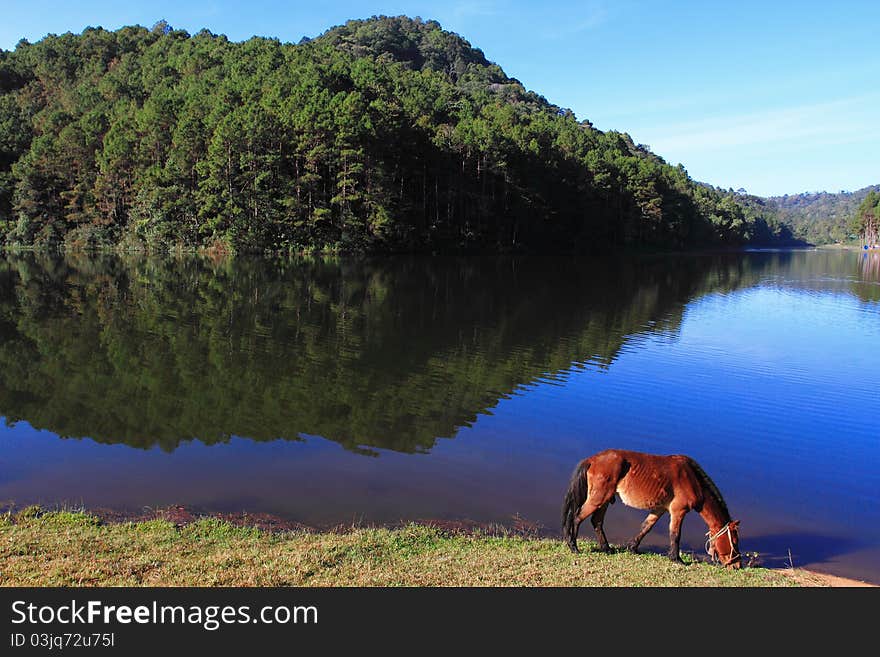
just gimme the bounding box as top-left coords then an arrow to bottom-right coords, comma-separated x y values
707,520 -> 741,569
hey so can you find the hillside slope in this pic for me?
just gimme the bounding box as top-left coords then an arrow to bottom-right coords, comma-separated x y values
0,16 -> 786,253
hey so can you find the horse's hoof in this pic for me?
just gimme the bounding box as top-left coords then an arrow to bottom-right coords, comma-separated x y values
668,554 -> 684,565
624,542 -> 640,554
596,544 -> 611,553
567,543 -> 580,554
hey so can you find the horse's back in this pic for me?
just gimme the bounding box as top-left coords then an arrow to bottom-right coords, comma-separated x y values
588,449 -> 697,475
588,449 -> 704,512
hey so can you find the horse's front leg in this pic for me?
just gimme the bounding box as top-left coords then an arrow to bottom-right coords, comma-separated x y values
667,508 -> 686,563
625,511 -> 664,553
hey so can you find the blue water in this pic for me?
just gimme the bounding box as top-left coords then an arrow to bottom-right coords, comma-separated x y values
1,249 -> 878,582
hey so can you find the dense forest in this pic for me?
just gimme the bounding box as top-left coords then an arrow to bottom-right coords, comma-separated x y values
0,16 -> 791,254
768,185 -> 880,245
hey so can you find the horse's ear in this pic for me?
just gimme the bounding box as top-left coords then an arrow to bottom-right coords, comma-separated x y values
730,520 -> 740,529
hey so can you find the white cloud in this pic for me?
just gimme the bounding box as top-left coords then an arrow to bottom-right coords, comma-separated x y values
647,94 -> 880,155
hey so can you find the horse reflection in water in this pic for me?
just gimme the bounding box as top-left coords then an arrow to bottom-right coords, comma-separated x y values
562,449 -> 741,568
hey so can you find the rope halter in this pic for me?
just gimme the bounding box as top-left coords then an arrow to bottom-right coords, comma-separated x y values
705,522 -> 740,565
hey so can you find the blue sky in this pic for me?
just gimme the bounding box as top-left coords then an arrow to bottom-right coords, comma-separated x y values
3,1 -> 878,196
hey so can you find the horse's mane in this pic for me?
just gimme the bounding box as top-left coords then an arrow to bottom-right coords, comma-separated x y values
685,456 -> 730,520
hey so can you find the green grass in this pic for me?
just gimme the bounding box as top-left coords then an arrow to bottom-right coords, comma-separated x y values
0,509 -> 798,587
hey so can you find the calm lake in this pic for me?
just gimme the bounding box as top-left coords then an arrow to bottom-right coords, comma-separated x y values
1,249 -> 879,583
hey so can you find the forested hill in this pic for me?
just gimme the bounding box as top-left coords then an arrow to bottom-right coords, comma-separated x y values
767,186 -> 880,244
0,16 -> 789,254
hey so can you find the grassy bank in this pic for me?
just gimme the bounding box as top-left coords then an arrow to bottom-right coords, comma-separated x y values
0,509 -> 802,587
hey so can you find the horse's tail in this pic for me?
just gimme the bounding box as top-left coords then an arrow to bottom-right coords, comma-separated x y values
562,459 -> 590,551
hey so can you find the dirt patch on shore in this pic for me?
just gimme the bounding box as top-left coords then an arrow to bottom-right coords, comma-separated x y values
85,506 -> 546,538
88,505 -> 313,533
779,569 -> 877,588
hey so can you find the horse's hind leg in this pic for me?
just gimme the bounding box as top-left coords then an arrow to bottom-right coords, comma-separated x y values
590,503 -> 611,552
571,501 -> 602,550
570,470 -> 618,553
624,511 -> 664,553
573,483 -> 616,552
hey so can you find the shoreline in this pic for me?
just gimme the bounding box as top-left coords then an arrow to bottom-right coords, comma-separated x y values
2,505 -> 874,587
81,506 -> 880,587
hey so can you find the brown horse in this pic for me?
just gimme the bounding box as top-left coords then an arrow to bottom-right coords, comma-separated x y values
562,449 -> 741,568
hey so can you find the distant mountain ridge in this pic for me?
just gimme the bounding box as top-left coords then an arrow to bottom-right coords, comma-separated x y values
766,185 -> 880,244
